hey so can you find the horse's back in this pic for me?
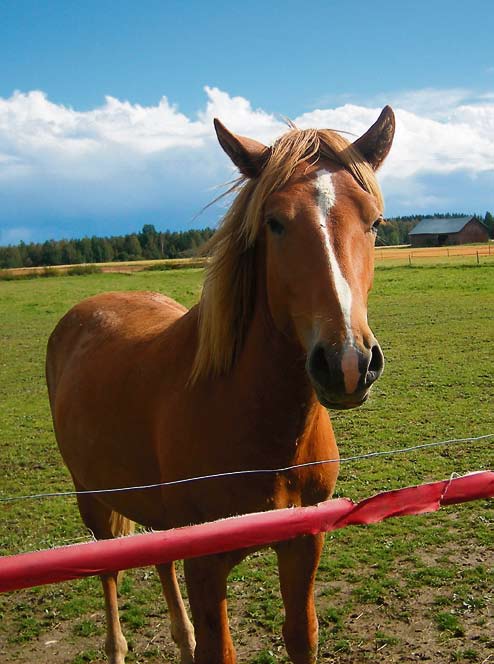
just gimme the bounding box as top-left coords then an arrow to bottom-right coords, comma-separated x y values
47,290 -> 187,393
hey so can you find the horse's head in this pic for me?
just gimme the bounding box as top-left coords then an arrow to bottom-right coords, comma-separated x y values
213,108 -> 394,409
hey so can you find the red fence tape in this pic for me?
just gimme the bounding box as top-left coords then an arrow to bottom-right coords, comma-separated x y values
1,471 -> 492,593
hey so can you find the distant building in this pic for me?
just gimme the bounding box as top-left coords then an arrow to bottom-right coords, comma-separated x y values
408,217 -> 489,248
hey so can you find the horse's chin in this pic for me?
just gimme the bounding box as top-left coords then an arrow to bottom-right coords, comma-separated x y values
316,391 -> 369,410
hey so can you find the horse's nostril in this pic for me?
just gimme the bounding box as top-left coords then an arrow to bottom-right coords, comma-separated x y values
309,343 -> 329,382
366,343 -> 384,385
369,344 -> 383,372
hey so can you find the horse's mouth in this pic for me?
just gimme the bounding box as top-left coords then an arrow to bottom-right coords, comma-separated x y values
316,391 -> 369,410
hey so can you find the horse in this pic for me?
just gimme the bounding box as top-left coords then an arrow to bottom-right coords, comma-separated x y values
46,106 -> 395,664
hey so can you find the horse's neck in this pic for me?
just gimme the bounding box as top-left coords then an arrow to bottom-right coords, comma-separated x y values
231,256 -> 320,438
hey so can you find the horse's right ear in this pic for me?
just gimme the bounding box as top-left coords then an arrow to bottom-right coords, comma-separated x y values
214,119 -> 271,178
352,106 -> 395,171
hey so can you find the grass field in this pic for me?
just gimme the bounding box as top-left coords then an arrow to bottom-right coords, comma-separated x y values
0,263 -> 493,663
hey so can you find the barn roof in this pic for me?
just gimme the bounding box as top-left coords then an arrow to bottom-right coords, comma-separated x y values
409,217 -> 474,236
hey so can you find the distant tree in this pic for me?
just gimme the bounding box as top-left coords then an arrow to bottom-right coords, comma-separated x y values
59,240 -> 78,265
101,239 -> 115,262
41,240 -> 62,266
124,234 -> 143,260
18,241 -> 28,265
484,211 -> 494,239
139,224 -> 161,259
91,236 -> 105,263
78,237 -> 94,263
26,243 -> 42,267
0,246 -> 23,268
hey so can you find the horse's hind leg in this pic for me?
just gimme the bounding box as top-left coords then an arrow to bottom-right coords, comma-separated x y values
156,562 -> 195,663
75,491 -> 129,664
101,571 -> 129,664
275,533 -> 324,664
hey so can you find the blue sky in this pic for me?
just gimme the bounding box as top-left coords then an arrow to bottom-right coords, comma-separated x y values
1,0 -> 494,243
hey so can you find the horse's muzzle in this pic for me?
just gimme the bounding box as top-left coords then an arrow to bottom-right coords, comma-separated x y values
307,341 -> 384,409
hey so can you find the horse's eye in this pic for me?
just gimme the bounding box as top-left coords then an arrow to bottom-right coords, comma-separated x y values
371,217 -> 383,234
266,217 -> 285,236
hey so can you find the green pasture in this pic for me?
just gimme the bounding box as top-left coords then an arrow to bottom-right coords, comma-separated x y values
0,264 -> 493,663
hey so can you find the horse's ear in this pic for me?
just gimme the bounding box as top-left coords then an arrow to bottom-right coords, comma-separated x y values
214,118 -> 271,178
352,106 -> 395,171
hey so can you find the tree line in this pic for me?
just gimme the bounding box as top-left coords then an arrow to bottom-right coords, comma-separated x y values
1,213 -> 493,269
0,225 -> 215,269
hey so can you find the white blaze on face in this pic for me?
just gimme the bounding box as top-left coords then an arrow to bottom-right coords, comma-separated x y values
314,169 -> 360,394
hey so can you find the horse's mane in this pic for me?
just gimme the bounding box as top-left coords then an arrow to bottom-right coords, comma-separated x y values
190,127 -> 383,383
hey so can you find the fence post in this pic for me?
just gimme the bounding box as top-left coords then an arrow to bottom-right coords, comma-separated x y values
477,251 -> 480,265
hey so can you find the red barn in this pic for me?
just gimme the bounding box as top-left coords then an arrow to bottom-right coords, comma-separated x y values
408,217 -> 489,247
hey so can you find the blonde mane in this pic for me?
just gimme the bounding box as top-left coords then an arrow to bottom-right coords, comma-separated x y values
190,128 -> 383,383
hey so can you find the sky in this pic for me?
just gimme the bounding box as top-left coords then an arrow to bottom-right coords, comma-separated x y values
1,0 -> 494,244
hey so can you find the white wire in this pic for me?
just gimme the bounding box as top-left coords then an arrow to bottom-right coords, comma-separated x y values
0,433 -> 492,504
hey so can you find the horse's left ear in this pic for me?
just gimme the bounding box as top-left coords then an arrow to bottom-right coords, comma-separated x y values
352,106 -> 395,171
214,118 -> 271,178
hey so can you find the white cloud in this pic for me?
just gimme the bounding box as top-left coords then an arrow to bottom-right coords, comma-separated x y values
295,100 -> 494,177
377,87 -> 472,119
294,91 -> 494,212
199,86 -> 284,142
0,86 -> 493,241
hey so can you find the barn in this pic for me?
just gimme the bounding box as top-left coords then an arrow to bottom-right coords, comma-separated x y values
408,216 -> 489,247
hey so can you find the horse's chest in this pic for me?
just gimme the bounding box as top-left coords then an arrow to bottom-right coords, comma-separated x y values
268,469 -> 334,510
157,394 -> 338,527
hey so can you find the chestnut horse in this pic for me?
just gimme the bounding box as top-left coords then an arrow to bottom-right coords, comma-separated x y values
46,106 -> 395,664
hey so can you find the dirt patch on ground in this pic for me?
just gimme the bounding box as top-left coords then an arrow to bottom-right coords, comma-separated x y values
2,542 -> 492,664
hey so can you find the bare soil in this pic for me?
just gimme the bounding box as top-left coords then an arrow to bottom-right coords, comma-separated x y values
2,543 -> 492,664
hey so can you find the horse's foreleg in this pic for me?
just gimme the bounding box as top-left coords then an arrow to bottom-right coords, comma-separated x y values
101,571 -> 128,664
157,562 -> 195,663
275,533 -> 324,664
184,553 -> 239,664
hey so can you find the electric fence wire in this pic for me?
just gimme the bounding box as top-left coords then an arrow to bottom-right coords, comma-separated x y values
1,433 -> 493,504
